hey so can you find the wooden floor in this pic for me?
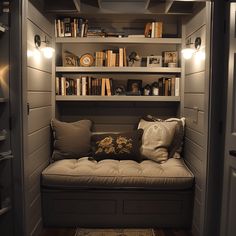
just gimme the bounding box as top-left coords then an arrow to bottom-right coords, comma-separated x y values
40,228 -> 192,236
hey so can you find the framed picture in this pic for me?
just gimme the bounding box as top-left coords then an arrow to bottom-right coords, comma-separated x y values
127,79 -> 142,95
162,51 -> 178,67
63,50 -> 78,67
147,55 -> 162,67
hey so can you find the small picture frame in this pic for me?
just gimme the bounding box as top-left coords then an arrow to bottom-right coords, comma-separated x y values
147,55 -> 162,67
127,79 -> 142,95
63,51 -> 78,67
163,51 -> 178,67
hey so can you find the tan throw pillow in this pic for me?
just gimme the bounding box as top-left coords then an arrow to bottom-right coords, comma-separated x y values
51,119 -> 92,161
138,119 -> 177,163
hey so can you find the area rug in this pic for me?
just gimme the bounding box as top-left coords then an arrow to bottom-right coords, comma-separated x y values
75,228 -> 155,236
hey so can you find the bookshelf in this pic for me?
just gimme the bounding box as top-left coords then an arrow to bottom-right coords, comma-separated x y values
56,95 -> 180,102
54,17 -> 182,103
56,66 -> 181,73
55,37 -> 182,44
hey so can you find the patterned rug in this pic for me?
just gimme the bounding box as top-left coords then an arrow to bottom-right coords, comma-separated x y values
75,228 -> 155,236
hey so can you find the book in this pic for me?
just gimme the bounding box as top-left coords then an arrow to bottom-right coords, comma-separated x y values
119,48 -> 124,67
164,78 -> 169,96
154,22 -> 163,38
151,22 -> 155,38
171,77 -> 175,96
123,48 -> 127,67
55,77 -> 60,95
61,77 -> 66,95
76,78 -> 81,95
64,17 -> 72,37
81,76 -> 87,95
175,77 -> 180,96
101,78 -> 106,96
105,78 -> 111,96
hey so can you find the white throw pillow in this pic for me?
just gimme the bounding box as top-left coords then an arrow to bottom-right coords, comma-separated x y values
138,119 -> 177,163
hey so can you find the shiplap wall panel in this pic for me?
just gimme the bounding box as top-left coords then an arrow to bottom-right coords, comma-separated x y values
25,3 -> 53,236
27,2 -> 52,36
184,109 -> 204,134
185,7 -> 206,37
185,72 -> 205,93
184,94 -> 205,111
28,92 -> 51,108
183,5 -> 209,236
28,107 -> 51,134
29,196 -> 42,235
27,21 -> 52,73
28,144 -> 50,174
28,127 -> 50,155
28,160 -> 49,189
185,128 -> 204,147
27,68 -> 51,91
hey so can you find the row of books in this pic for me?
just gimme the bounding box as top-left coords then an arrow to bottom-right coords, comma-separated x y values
144,21 -> 163,38
56,76 -> 112,96
95,48 -> 127,67
55,17 -> 90,38
156,77 -> 179,96
56,76 -> 180,97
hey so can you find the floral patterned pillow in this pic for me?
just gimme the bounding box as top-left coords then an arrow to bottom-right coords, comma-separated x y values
91,129 -> 143,162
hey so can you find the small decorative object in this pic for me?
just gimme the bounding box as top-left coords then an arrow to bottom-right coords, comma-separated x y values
128,51 -> 141,67
127,79 -> 142,95
163,51 -> 178,67
63,50 -> 78,67
114,85 -> 126,95
151,82 -> 159,95
168,62 -> 177,67
79,53 -> 94,67
147,55 -> 162,67
143,84 -> 151,96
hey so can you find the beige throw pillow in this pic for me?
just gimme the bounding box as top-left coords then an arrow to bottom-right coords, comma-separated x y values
138,119 -> 177,163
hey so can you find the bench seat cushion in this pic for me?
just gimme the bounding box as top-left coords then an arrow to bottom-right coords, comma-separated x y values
41,157 -> 194,190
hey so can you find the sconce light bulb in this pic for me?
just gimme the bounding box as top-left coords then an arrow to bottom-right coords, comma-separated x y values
41,47 -> 55,59
181,48 -> 195,60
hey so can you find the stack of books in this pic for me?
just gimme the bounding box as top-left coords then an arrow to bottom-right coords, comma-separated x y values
144,21 -> 163,38
102,48 -> 127,67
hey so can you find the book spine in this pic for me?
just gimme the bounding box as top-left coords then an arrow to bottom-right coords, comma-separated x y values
55,19 -> 58,37
58,19 -> 61,37
123,48 -> 127,67
168,78 -> 172,96
155,22 -> 163,38
105,78 -> 111,96
175,77 -> 180,96
61,77 -> 66,95
55,77 -> 60,95
76,78 -> 81,95
151,22 -> 155,38
101,78 -> 106,96
81,76 -> 87,95
171,77 -> 175,96
119,48 -> 124,67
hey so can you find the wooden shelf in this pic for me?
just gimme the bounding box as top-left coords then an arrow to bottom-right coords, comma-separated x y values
0,130 -> 7,141
0,198 -> 11,217
56,66 -> 181,73
0,97 -> 7,103
56,95 -> 180,102
55,37 -> 182,44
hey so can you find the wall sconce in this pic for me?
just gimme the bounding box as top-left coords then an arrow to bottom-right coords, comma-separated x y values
181,37 -> 202,60
34,34 -> 55,59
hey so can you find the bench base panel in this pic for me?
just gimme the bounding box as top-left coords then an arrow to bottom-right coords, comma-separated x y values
42,189 -> 193,228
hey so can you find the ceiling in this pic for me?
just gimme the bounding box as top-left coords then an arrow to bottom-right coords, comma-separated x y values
40,0 -> 206,16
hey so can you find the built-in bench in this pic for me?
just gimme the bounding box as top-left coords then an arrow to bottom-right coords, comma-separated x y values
41,157 -> 194,228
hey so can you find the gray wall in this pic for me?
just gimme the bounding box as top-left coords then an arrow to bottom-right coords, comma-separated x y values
182,4 -> 211,236
24,2 -> 53,236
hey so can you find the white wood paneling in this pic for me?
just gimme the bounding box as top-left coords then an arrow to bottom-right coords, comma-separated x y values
28,92 -> 51,108
184,94 -> 205,111
27,20 -> 52,73
27,67 -> 51,91
27,2 -> 52,37
185,72 -> 205,93
28,107 -> 51,134
184,108 -> 204,134
28,126 -> 50,155
185,127 -> 204,148
185,7 -> 206,37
